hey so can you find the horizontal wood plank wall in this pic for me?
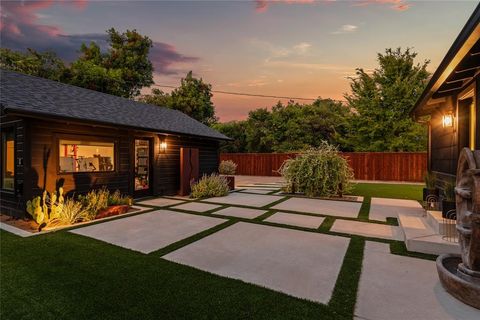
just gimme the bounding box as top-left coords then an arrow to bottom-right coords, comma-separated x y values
220,152 -> 427,182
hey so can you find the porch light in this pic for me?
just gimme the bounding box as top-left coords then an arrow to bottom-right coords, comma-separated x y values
159,141 -> 167,153
442,113 -> 454,128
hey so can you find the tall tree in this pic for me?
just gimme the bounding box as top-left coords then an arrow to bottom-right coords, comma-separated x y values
343,48 -> 429,151
212,121 -> 248,153
170,71 -> 217,125
69,28 -> 154,98
141,71 -> 217,125
0,48 -> 68,81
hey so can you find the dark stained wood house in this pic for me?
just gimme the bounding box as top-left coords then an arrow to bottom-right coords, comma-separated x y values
0,69 -> 230,216
412,4 -> 480,185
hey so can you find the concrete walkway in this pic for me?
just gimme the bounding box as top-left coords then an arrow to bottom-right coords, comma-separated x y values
355,242 -> 480,320
164,222 -> 349,304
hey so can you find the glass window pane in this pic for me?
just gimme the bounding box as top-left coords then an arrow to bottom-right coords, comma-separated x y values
134,139 -> 150,190
2,130 -> 15,190
59,139 -> 114,173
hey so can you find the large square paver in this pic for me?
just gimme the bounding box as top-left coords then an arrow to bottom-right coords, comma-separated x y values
203,192 -> 284,208
264,212 -> 325,229
136,197 -> 185,207
212,207 -> 267,219
70,210 -> 226,253
171,202 -> 221,212
331,219 -> 404,240
369,198 -> 424,221
272,197 -> 361,218
164,222 -> 349,303
356,241 -> 480,320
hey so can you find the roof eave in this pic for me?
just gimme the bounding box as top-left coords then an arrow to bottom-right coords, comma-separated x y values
411,4 -> 480,118
3,108 -> 232,141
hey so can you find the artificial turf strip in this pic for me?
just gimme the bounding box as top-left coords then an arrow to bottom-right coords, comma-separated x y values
318,216 -> 335,232
150,219 -> 237,257
328,236 -> 365,317
350,183 -> 423,201
389,241 -> 437,261
357,196 -> 371,221
0,230 -> 346,320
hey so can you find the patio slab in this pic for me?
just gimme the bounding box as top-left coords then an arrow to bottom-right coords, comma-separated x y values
171,202 -> 222,212
331,219 -> 404,240
355,241 -> 480,320
369,197 -> 424,221
212,207 -> 267,219
203,192 -> 284,208
264,212 -> 325,229
136,197 -> 185,207
164,222 -> 349,304
70,210 -> 226,253
272,197 -> 361,218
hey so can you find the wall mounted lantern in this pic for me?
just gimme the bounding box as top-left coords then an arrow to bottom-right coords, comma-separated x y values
159,140 -> 167,153
442,113 -> 454,128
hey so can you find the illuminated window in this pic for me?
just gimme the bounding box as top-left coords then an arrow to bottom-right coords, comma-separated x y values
59,139 -> 115,173
1,129 -> 15,190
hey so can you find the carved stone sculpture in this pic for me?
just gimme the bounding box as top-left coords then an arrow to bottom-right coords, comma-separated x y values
436,147 -> 480,309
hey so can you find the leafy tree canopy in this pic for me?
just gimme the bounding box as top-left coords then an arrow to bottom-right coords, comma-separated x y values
215,98 -> 351,153
141,71 -> 217,125
0,48 -> 68,82
0,28 -> 153,98
343,47 -> 429,151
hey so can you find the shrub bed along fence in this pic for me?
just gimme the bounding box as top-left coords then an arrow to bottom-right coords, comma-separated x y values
219,152 -> 427,182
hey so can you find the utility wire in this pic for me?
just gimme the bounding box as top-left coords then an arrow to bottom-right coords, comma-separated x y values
152,84 -> 318,101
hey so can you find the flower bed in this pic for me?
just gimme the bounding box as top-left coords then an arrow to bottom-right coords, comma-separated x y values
20,187 -> 134,232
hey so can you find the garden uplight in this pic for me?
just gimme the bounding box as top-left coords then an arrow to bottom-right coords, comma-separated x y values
442,113 -> 454,128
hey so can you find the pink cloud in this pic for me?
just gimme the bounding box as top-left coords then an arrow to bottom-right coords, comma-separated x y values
353,0 -> 411,11
254,0 -> 316,13
0,0 -> 198,76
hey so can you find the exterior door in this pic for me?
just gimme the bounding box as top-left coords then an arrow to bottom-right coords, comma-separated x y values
134,138 -> 152,197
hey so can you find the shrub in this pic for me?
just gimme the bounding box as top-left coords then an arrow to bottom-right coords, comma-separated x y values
443,180 -> 456,202
424,171 -> 437,189
279,142 -> 354,197
49,198 -> 90,227
108,190 -> 132,206
78,187 -> 110,220
190,174 -> 229,199
219,160 -> 237,175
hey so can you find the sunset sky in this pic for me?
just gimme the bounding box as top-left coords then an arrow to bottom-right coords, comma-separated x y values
1,0 -> 478,121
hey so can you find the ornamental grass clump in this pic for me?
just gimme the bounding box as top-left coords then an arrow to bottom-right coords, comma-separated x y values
190,174 -> 229,199
279,142 -> 354,197
219,160 -> 237,175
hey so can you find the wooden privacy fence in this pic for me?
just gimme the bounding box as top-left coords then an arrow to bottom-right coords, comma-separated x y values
220,152 -> 427,182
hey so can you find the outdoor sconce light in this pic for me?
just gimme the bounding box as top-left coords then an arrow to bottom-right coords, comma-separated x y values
442,113 -> 454,128
159,141 -> 167,153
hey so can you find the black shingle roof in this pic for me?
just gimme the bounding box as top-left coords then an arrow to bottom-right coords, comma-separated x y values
0,69 -> 230,140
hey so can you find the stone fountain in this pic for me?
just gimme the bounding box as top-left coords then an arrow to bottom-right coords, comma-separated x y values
437,147 -> 480,309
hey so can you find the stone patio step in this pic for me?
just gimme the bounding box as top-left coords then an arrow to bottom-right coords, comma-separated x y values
425,210 -> 456,235
398,213 -> 460,255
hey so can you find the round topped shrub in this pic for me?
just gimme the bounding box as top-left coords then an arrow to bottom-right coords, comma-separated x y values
279,142 -> 353,197
219,160 -> 237,175
190,174 -> 229,199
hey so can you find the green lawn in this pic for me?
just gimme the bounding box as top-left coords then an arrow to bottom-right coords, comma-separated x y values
0,229 -> 359,320
1,182 -> 428,320
349,182 -> 423,201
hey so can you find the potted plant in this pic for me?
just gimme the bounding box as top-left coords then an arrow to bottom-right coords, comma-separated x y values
423,171 -> 439,201
219,160 -> 237,190
442,180 -> 456,219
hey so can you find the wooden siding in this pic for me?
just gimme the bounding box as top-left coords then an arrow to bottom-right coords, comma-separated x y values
0,114 -> 26,215
1,116 -> 219,216
220,152 -> 427,182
